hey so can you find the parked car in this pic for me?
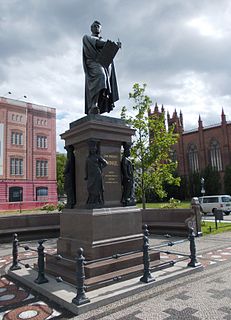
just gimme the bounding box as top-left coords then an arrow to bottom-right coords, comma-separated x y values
198,195 -> 231,215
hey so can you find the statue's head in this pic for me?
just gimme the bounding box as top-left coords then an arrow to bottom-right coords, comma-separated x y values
91,20 -> 101,35
65,145 -> 74,154
123,142 -> 131,157
88,140 -> 98,155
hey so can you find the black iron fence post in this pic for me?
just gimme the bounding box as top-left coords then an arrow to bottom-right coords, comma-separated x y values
140,225 -> 154,283
10,233 -> 21,271
34,239 -> 48,284
188,227 -> 201,267
72,248 -> 90,305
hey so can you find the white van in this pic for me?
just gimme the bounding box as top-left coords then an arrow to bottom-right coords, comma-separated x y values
198,195 -> 231,215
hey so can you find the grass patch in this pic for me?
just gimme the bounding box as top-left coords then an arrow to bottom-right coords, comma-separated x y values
136,201 -> 190,209
201,220 -> 231,235
0,209 -> 57,216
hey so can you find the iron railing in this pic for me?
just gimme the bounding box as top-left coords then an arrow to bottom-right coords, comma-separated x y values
9,225 -> 201,306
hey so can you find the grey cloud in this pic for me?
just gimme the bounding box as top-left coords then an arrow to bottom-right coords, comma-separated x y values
0,0 -> 230,151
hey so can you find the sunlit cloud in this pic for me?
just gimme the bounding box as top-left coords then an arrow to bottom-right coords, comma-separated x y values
187,16 -> 225,39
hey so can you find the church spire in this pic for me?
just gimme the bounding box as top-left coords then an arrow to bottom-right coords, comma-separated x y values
198,115 -> 203,129
221,108 -> 226,125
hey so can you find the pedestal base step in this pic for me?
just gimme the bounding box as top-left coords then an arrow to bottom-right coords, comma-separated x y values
84,258 -> 174,291
46,251 -> 163,291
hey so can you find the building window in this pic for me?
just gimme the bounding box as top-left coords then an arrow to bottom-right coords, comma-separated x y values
188,144 -> 199,173
9,187 -> 23,202
36,160 -> 48,177
210,140 -> 222,171
37,187 -> 48,196
37,135 -> 47,148
11,132 -> 23,145
10,158 -> 23,175
36,187 -> 48,200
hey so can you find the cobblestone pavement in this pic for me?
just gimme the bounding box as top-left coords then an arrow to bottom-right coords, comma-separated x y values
1,233 -> 231,319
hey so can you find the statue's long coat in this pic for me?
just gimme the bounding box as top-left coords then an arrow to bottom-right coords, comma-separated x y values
82,34 -> 119,114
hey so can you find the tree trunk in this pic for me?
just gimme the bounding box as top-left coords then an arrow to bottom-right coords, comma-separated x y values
142,192 -> 146,210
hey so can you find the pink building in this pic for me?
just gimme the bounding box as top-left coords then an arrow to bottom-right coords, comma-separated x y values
0,97 -> 57,211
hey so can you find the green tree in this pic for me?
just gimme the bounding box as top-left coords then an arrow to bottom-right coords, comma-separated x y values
121,83 -> 180,209
202,165 -> 221,195
224,165 -> 231,194
56,153 -> 67,197
188,172 -> 201,198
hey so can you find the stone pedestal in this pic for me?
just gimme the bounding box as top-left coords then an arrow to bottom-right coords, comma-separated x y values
46,115 -> 160,287
57,206 -> 143,260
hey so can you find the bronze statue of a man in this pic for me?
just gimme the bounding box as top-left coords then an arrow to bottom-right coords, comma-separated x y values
82,21 -> 121,115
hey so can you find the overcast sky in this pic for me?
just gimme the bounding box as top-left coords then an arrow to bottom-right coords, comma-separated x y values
1,0 -> 230,152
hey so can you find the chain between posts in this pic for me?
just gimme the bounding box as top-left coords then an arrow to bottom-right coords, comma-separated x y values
10,226 -> 201,296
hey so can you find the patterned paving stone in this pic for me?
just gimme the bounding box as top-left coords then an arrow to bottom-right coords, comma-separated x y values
219,306 -> 231,320
2,238 -> 231,319
0,276 -> 73,319
0,301 -> 60,320
116,310 -> 142,320
165,290 -> 191,301
162,307 -> 200,319
206,277 -> 226,284
0,280 -> 33,308
207,288 -> 231,299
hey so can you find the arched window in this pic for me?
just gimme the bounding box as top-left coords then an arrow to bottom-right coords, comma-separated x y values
210,139 -> 222,171
9,187 -> 23,202
188,144 -> 199,173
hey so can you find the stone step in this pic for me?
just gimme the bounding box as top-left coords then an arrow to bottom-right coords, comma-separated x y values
45,251 -> 162,291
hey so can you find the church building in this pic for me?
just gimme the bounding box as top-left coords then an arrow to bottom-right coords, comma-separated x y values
149,104 -> 231,197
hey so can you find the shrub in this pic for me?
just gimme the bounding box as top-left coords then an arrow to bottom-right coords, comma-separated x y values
41,204 -> 56,212
161,197 -> 181,208
57,202 -> 65,212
